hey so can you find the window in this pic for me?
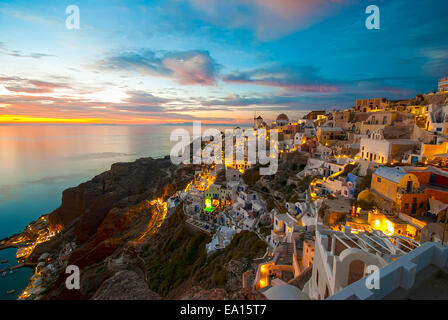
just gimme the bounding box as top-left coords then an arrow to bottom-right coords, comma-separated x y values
377,177 -> 381,183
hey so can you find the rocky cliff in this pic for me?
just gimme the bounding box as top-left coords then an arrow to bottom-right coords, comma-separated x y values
47,156 -> 180,243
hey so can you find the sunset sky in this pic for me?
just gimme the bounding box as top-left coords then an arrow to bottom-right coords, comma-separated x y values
0,0 -> 447,124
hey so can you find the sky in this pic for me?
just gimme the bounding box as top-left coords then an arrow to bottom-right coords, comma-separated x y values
0,0 -> 447,125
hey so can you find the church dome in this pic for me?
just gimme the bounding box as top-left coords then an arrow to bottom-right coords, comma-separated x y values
277,113 -> 289,121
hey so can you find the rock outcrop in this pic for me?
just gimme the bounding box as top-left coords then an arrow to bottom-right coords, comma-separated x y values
92,270 -> 161,300
48,157 -> 177,243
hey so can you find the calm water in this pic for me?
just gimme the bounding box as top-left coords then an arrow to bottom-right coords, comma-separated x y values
0,125 -> 180,299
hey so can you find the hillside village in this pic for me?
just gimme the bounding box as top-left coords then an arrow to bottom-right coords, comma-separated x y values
174,77 -> 448,300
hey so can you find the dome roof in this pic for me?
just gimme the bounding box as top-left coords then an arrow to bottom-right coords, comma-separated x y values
263,284 -> 308,300
277,113 -> 289,121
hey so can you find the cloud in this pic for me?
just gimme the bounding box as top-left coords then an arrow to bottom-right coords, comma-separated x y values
163,51 -> 218,85
221,63 -> 416,100
420,47 -> 448,78
124,90 -> 171,105
0,76 -> 70,94
0,8 -> 54,26
0,41 -> 54,59
188,0 -> 353,40
110,105 -> 165,113
97,50 -> 219,85
224,65 -> 343,93
0,74 -> 236,123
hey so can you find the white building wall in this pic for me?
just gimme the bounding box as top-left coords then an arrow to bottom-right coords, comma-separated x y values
308,230 -> 387,300
329,242 -> 448,300
360,138 -> 391,163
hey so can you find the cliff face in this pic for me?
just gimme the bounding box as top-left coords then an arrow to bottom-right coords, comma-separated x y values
48,157 -> 178,244
92,270 -> 161,300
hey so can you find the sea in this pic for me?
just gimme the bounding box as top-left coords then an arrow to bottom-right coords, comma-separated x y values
0,123 -> 246,300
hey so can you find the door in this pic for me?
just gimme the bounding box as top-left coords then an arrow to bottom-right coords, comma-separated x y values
406,181 -> 412,193
430,174 -> 437,185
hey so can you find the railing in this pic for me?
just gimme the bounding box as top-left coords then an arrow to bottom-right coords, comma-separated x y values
396,187 -> 425,195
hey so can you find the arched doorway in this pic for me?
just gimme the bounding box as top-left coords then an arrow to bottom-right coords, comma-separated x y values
347,260 -> 366,285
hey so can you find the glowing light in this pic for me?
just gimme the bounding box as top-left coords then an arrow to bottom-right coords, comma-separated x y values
136,198 -> 168,241
0,115 -> 102,124
386,220 -> 394,235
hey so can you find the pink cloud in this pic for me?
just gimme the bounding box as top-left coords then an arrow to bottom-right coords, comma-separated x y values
162,51 -> 217,85
97,50 -> 218,86
189,0 -> 353,40
1,77 -> 70,94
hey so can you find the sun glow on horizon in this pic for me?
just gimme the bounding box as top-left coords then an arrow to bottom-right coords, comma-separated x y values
0,114 -> 249,125
0,115 -> 103,124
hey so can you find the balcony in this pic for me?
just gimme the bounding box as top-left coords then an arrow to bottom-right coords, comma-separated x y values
396,187 -> 425,198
